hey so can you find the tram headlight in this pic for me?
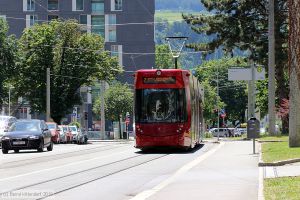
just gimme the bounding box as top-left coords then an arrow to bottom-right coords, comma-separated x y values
156,70 -> 162,76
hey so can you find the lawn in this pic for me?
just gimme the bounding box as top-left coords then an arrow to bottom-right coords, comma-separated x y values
264,176 -> 300,200
259,136 -> 288,142
262,140 -> 300,163
155,11 -> 199,23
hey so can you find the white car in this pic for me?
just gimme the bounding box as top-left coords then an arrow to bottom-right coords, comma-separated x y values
69,125 -> 79,143
237,128 -> 247,135
209,128 -> 229,137
0,116 -> 17,148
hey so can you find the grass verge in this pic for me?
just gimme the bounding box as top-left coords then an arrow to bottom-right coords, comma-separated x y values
262,139 -> 300,163
259,136 -> 288,142
264,176 -> 300,200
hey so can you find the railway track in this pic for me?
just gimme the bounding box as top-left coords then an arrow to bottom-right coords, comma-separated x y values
0,143 -> 131,169
0,153 -> 170,200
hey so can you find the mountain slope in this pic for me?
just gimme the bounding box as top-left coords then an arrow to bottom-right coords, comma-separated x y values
156,0 -> 204,12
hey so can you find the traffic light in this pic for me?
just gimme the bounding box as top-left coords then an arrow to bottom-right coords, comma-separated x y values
84,112 -> 88,120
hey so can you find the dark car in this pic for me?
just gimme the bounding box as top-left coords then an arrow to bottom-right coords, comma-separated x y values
1,120 -> 53,154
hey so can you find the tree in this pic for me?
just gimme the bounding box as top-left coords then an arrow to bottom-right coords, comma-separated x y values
288,0 -> 300,147
15,20 -> 121,124
183,0 -> 289,134
201,80 -> 225,127
0,19 -> 18,110
196,57 -> 248,125
155,44 -> 173,69
93,82 -> 133,137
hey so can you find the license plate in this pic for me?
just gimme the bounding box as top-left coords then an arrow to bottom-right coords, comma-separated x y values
13,141 -> 26,145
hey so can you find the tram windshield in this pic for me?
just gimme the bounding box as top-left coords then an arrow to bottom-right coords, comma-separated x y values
135,88 -> 187,123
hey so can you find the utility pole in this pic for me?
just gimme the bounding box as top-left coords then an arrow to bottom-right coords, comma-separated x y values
268,0 -> 276,135
251,60 -> 256,154
100,81 -> 105,140
248,60 -> 256,118
46,68 -> 51,122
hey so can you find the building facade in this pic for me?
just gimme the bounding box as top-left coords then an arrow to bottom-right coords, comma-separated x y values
0,0 -> 155,82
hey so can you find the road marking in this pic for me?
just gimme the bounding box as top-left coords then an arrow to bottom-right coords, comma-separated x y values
0,149 -> 133,182
130,142 -> 225,200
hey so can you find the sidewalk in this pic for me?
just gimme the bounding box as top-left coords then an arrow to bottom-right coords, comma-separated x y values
263,162 -> 300,178
147,140 -> 259,200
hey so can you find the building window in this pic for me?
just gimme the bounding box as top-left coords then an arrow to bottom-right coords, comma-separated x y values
109,29 -> 116,42
108,14 -> 116,42
109,14 -> 116,25
30,15 -> 37,26
80,15 -> 87,24
76,0 -> 84,10
26,15 -> 37,27
111,45 -> 118,57
48,0 -> 59,11
92,0 -> 104,13
48,15 -> 59,21
79,15 -> 87,32
111,45 -> 122,66
91,15 -> 104,36
73,0 -> 84,11
115,0 -> 122,10
111,0 -> 122,11
27,0 -> 35,11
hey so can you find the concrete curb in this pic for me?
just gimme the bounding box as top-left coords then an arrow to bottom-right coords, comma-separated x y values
89,139 -> 134,143
257,140 -> 286,143
258,143 -> 264,200
258,158 -> 300,167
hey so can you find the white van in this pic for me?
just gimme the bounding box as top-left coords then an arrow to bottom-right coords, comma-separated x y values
209,128 -> 229,137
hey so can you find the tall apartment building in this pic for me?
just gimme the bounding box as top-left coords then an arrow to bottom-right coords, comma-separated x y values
0,0 -> 155,82
0,0 -> 155,127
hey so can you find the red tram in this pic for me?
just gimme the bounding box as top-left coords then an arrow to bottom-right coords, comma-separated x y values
134,69 -> 204,150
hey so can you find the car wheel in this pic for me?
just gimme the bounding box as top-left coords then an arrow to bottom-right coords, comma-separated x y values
14,150 -> 19,153
47,142 -> 53,151
37,140 -> 44,152
2,149 -> 8,154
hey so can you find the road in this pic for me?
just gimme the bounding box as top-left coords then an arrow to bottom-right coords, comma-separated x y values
0,140 -> 258,200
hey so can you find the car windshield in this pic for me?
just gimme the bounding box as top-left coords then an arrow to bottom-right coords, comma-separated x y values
135,88 -> 187,123
47,124 -> 56,130
63,127 -> 68,132
70,126 -> 77,131
9,121 -> 40,132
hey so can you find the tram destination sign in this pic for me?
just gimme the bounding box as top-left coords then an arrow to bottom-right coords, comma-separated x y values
143,77 -> 176,84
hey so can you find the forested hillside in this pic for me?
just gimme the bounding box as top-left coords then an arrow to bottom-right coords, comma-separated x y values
156,0 -> 204,11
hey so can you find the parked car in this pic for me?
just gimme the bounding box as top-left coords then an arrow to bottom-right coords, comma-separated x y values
227,128 -> 242,137
237,128 -> 247,135
69,125 -> 79,143
0,116 -> 17,148
58,125 -> 72,143
209,128 -> 229,137
1,119 -> 53,154
76,129 -> 88,144
46,122 -> 60,143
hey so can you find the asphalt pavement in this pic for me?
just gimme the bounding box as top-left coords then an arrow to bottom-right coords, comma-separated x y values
133,140 -> 259,200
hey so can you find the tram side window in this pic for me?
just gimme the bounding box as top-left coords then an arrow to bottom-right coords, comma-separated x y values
135,89 -> 187,123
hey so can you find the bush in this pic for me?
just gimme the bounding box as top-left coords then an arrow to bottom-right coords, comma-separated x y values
204,132 -> 213,138
69,121 -> 81,128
